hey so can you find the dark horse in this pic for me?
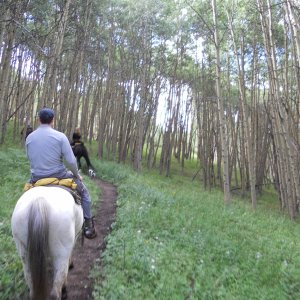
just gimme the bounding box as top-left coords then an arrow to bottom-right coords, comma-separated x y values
71,142 -> 96,177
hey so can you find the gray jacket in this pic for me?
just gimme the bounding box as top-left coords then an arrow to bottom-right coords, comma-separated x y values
26,124 -> 80,181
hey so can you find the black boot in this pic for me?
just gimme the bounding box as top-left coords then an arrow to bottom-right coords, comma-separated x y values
84,217 -> 96,239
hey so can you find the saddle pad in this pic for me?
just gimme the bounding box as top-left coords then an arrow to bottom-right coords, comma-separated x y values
24,178 -> 77,191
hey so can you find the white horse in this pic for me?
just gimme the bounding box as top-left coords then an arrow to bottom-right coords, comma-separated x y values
11,186 -> 83,300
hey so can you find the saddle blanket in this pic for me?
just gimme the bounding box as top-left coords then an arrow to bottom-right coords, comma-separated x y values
23,178 -> 81,205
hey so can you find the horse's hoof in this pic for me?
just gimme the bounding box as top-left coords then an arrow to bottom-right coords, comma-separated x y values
61,286 -> 68,300
88,169 -> 96,178
69,261 -> 74,269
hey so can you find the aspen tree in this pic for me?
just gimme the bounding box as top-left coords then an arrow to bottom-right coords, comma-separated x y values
212,0 -> 231,204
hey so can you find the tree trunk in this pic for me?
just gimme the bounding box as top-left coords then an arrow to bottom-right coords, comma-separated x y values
212,0 -> 231,204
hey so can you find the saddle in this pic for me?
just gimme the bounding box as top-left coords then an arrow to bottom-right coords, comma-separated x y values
24,178 -> 81,205
71,141 -> 84,147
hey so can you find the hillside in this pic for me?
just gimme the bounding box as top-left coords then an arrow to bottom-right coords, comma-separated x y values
1,146 -> 300,299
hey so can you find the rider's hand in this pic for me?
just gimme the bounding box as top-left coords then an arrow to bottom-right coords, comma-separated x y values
78,175 -> 83,181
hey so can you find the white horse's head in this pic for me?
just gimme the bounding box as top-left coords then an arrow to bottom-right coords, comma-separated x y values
11,186 -> 83,300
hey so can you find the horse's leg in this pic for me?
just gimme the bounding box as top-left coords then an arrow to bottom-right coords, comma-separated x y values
50,240 -> 75,299
77,156 -> 82,169
50,258 -> 69,300
83,150 -> 93,170
68,259 -> 74,270
61,284 -> 68,300
84,153 -> 92,169
16,242 -> 34,298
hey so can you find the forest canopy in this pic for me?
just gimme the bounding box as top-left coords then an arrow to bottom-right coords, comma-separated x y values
0,0 -> 300,218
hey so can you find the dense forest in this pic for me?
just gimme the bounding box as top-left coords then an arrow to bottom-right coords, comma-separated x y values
0,0 -> 300,219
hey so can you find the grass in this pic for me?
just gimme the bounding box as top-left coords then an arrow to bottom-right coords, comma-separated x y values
1,142 -> 300,299
90,159 -> 300,300
0,147 -> 29,300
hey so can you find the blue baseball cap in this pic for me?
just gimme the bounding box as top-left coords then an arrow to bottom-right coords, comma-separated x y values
38,108 -> 55,123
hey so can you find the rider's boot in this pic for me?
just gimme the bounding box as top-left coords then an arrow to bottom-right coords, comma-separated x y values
84,217 -> 97,239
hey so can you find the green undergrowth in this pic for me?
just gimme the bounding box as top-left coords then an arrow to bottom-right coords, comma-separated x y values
91,159 -> 300,300
1,143 -> 300,300
0,146 -> 99,300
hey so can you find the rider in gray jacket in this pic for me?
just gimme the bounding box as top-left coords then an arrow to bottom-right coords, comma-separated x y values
26,108 -> 96,239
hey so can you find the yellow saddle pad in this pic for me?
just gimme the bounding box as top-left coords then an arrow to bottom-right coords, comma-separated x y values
24,177 -> 77,191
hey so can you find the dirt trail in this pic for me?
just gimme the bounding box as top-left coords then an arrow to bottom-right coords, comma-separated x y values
66,178 -> 117,299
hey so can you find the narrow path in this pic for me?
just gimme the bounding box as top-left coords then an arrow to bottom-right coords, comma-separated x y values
66,178 -> 117,299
